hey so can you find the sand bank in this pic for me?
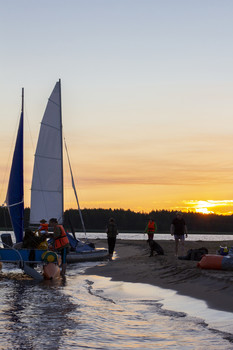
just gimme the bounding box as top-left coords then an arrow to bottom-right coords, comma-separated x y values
84,238 -> 233,313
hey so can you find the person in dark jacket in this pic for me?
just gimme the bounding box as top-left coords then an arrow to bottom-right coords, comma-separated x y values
106,217 -> 118,261
178,247 -> 208,261
170,211 -> 188,256
22,229 -> 49,267
22,229 -> 48,249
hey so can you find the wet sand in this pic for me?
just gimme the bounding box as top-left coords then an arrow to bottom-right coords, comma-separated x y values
84,238 -> 233,313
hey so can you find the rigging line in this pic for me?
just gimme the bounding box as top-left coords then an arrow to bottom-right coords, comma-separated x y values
35,154 -> 62,161
41,121 -> 61,131
48,97 -> 60,108
7,200 -> 24,208
24,97 -> 37,206
32,189 -> 62,193
64,137 -> 87,238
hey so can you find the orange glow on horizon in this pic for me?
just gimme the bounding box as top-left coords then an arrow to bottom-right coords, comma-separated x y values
2,122 -> 233,216
183,200 -> 233,216
63,188 -> 233,215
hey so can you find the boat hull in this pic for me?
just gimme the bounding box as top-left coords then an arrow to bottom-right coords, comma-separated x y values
67,249 -> 108,263
0,247 -> 108,264
0,248 -> 47,263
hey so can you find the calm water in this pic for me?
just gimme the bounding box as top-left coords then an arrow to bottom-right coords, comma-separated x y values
0,232 -> 233,349
0,261 -> 233,349
76,232 -> 233,242
2,230 -> 233,243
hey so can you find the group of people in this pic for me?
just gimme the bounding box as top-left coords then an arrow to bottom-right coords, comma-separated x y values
105,211 -> 188,260
21,211 -> 188,277
22,218 -> 70,276
145,212 -> 188,256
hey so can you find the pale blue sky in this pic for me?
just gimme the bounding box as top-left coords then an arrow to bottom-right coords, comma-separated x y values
1,0 -> 233,213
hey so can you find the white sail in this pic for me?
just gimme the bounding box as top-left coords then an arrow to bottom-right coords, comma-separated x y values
30,80 -> 63,225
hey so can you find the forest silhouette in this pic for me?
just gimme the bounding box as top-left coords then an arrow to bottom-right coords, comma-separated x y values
1,207 -> 233,233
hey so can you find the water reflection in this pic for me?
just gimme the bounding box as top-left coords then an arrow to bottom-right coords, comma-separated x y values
0,264 -> 233,349
0,277 -> 77,350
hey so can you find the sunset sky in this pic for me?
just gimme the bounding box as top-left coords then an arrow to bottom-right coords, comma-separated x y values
1,1 -> 233,215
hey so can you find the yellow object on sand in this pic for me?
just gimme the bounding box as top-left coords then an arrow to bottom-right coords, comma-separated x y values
42,251 -> 58,263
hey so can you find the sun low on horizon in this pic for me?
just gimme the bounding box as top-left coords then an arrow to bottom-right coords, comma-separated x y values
63,195 -> 233,216
1,1 -> 233,218
2,109 -> 233,217
2,86 -> 233,217
183,200 -> 233,216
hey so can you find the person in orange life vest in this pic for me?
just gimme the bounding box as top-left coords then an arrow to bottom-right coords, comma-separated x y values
49,218 -> 70,276
35,219 -> 49,250
144,218 -> 157,240
38,219 -> 49,234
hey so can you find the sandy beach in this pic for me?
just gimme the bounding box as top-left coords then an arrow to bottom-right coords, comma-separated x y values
84,238 -> 233,313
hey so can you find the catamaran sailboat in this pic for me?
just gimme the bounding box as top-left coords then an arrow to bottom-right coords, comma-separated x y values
0,81 -> 108,280
0,88 -> 59,280
29,80 -> 108,263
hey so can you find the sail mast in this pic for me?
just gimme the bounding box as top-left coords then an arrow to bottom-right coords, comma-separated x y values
59,79 -> 64,222
22,88 -> 24,115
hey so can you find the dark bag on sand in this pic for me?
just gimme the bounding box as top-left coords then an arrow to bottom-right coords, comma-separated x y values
178,247 -> 208,261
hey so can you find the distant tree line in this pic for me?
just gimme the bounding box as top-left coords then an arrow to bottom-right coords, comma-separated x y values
1,207 -> 233,233
64,209 -> 233,233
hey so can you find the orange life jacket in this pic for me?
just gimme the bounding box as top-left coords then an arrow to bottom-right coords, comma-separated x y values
54,225 -> 69,250
148,220 -> 155,233
39,223 -> 48,232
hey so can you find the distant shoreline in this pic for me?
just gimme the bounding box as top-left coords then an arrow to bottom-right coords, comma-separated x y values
2,228 -> 233,235
85,231 -> 233,235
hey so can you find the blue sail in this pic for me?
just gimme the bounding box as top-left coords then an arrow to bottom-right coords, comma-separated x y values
6,93 -> 24,243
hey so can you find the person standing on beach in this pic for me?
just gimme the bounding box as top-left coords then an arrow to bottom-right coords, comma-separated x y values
106,217 -> 118,261
49,218 -> 70,276
170,211 -> 188,256
144,218 -> 157,241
